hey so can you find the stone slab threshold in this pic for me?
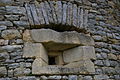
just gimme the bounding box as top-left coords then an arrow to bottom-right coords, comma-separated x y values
32,65 -> 95,75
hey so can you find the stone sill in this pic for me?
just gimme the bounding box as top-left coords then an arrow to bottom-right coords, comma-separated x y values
32,65 -> 95,75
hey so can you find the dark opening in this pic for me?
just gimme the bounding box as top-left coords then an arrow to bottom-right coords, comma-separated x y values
48,56 -> 56,65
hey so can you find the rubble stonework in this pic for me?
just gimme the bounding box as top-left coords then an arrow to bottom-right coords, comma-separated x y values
0,0 -> 120,80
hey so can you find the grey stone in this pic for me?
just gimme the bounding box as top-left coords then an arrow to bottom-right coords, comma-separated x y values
29,4 -> 40,25
25,63 -> 31,68
16,39 -> 23,44
13,21 -> 29,28
25,3 -> 34,26
14,68 -> 24,77
56,1 -> 62,24
94,60 -> 104,66
8,63 -> 20,69
6,6 -> 23,14
96,0 -> 106,3
0,67 -> 7,77
0,7 -> 6,13
24,68 -> 31,75
1,30 -> 21,40
69,75 -> 77,80
8,69 -> 14,77
72,4 -> 78,27
18,76 -> 36,80
103,60 -> 110,66
62,3 -> 67,25
5,15 -> 19,21
40,2 -> 49,25
2,45 -> 22,52
0,21 -> 13,26
44,1 -> 54,23
40,76 -> 48,80
49,1 -> 58,24
0,15 -> 4,20
110,61 -> 119,67
94,75 -> 109,80
93,35 -> 102,41
0,0 -> 13,6
0,25 -> 7,31
0,78 -> 15,80
48,76 -> 62,79
114,75 -> 120,80
67,2 -> 72,26
78,75 -> 83,80
83,76 -> 92,80
0,52 -> 9,61
95,68 -> 103,74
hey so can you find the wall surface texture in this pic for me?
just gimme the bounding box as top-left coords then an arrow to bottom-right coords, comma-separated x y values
0,0 -> 120,80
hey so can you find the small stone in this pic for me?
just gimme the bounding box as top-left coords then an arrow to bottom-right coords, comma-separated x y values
69,75 -> 77,80
48,76 -> 62,79
1,30 -> 21,40
24,68 -> 31,75
0,0 -> 13,6
0,15 -> 4,20
14,68 -> 24,77
16,39 -> 23,44
8,69 -> 14,77
0,21 -> 13,26
25,63 -> 31,68
18,76 -> 36,80
108,53 -> 117,60
94,60 -> 104,66
0,25 -> 7,31
103,60 -> 110,66
40,76 -> 48,80
2,45 -> 22,52
0,52 -> 9,61
0,67 -> 7,77
6,6 -> 23,14
94,75 -> 109,80
93,35 -> 102,41
0,39 -> 8,45
83,76 -> 92,80
13,21 -> 29,28
5,15 -> 19,21
8,63 -> 20,69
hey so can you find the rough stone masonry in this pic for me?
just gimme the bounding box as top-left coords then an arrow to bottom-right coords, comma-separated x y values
0,0 -> 120,80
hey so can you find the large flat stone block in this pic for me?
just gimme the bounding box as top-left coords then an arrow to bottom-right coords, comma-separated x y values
23,42 -> 48,63
63,46 -> 96,63
30,29 -> 94,51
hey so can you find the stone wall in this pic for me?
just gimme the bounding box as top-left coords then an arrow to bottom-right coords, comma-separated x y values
0,0 -> 120,80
